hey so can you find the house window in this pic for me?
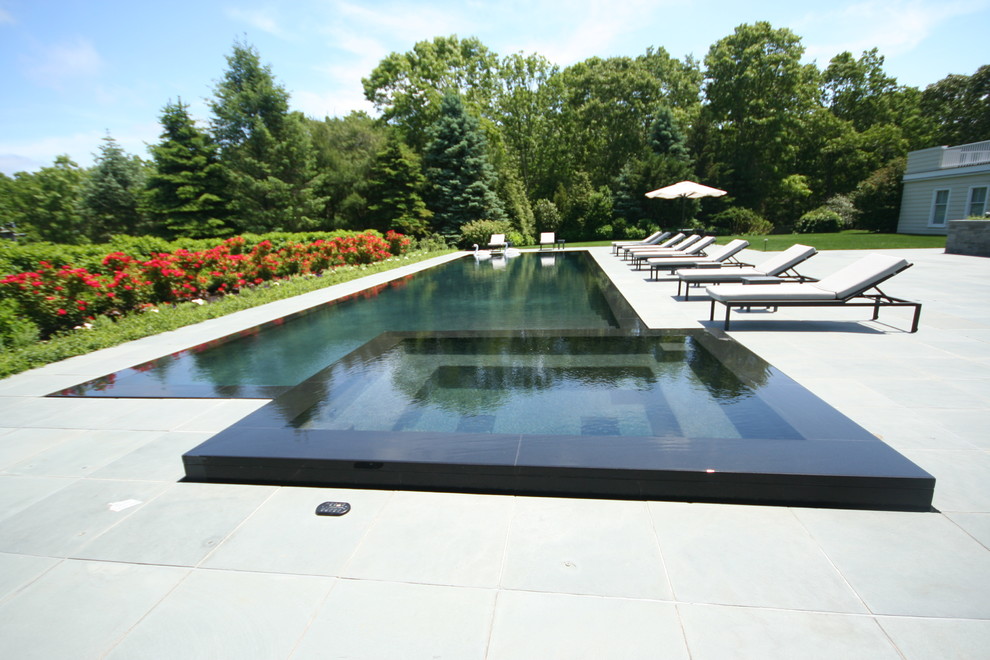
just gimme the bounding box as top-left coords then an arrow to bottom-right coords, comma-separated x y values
930,189 -> 950,227
967,186 -> 988,217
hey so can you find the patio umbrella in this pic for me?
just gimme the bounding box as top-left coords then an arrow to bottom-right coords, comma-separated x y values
645,180 -> 727,223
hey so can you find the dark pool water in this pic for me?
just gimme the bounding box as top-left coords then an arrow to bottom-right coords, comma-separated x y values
54,252 -> 635,398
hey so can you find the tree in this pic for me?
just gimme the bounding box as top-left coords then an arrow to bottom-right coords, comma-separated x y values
79,135 -> 150,240
209,41 -> 326,233
423,92 -> 505,234
822,49 -> 900,131
364,133 -> 432,236
491,51 -> 561,198
3,156 -> 87,243
555,55 -> 688,188
613,108 -> 694,228
363,35 -> 500,150
553,171 -> 615,240
852,157 -> 906,232
921,65 -> 990,145
649,106 -> 690,161
698,22 -> 819,220
307,112 -> 388,230
497,168 -> 536,243
145,100 -> 231,238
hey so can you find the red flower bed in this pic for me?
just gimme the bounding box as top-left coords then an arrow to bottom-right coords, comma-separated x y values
1,231 -> 408,337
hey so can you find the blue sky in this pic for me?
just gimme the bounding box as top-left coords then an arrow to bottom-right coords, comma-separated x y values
2,0 -> 988,175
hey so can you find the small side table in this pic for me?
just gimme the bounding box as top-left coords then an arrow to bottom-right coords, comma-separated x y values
739,275 -> 782,285
555,238 -> 566,250
738,275 -> 781,311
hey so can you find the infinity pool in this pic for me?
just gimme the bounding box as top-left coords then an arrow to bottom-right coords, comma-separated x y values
53,252 -> 935,510
55,252 -> 633,398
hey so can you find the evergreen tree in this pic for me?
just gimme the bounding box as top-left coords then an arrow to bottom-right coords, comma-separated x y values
365,133 -> 432,236
649,107 -> 689,161
497,169 -> 536,243
79,135 -> 150,240
423,92 -> 505,234
613,109 -> 693,230
613,156 -> 693,229
145,100 -> 231,238
209,41 -> 326,233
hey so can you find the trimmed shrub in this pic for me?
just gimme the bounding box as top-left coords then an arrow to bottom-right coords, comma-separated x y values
709,207 -> 774,235
458,219 -> 513,248
795,208 -> 843,233
0,299 -> 39,349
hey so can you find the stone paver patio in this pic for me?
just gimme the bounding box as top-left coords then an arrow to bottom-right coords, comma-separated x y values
0,246 -> 988,659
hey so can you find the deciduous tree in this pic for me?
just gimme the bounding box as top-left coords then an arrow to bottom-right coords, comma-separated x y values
363,35 -> 500,150
3,156 -> 87,243
308,112 -> 387,230
922,65 -> 990,145
698,22 -> 819,220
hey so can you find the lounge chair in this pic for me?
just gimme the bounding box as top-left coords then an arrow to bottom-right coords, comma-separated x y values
630,236 -> 716,270
539,232 -> 558,251
675,244 -> 818,300
646,239 -> 751,279
488,233 -> 508,253
620,233 -> 685,259
611,230 -> 669,254
705,253 -> 922,332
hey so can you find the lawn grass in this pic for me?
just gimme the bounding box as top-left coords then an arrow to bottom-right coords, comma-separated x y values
546,230 -> 946,251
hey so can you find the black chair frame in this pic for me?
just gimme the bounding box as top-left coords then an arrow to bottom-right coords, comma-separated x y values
708,264 -> 922,333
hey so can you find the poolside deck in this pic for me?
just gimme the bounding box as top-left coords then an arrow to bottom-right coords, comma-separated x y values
0,246 -> 987,658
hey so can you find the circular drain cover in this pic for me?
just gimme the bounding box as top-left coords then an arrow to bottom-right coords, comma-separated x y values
315,501 -> 351,516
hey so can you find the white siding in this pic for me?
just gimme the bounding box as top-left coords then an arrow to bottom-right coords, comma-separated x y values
905,147 -> 946,175
898,172 -> 990,234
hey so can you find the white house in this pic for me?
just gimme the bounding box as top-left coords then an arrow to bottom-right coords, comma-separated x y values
897,140 -> 990,234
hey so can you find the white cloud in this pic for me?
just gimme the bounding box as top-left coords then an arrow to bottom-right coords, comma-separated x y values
0,130 -> 105,175
331,0 -> 467,44
0,120 -> 161,175
294,87 -> 375,119
511,0 -> 661,65
798,0 -> 986,62
22,38 -> 104,90
225,6 -> 290,38
0,154 -> 41,176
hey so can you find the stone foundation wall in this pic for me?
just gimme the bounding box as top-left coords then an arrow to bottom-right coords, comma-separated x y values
945,219 -> 990,257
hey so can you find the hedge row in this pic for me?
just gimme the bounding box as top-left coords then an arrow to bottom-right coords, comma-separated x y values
0,246 -> 452,379
1,230 -> 411,339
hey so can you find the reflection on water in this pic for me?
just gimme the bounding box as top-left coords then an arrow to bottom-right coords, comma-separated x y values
56,252 -> 624,398
294,333 -> 801,440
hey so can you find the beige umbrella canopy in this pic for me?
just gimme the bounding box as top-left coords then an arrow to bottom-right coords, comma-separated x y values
645,180 -> 727,199
645,180 -> 727,223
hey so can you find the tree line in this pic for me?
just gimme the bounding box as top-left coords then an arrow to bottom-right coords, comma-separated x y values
2,24 -> 988,247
